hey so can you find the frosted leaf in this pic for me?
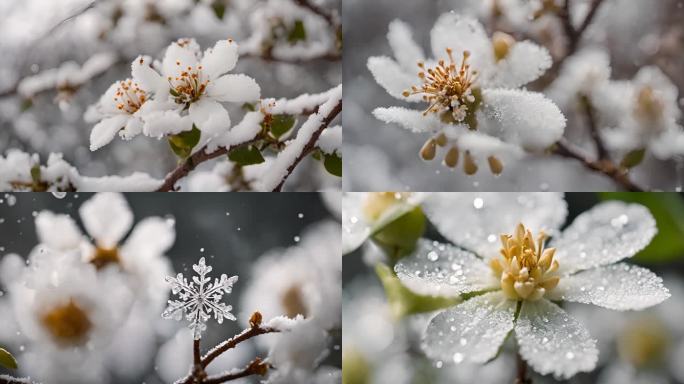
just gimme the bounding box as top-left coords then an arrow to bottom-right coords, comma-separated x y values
372,107 -> 443,133
423,193 -> 567,259
548,263 -> 670,310
367,57 -> 423,102
490,41 -> 552,88
387,20 -> 425,71
429,14 -> 494,79
423,291 -> 515,364
550,201 -> 656,274
395,239 -> 497,297
480,89 -> 566,152
79,192 -> 133,248
515,299 -> 598,379
162,257 -> 238,340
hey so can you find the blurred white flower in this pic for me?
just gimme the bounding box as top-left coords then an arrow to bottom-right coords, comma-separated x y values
162,257 -> 238,340
368,14 -> 565,175
394,192 -> 669,379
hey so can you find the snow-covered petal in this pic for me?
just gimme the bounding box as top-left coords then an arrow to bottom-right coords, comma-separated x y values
550,201 -> 656,274
131,55 -> 168,95
342,193 -> 371,254
423,193 -> 567,259
430,14 -> 494,78
367,56 -> 423,102
372,107 -> 443,133
162,39 -> 200,79
189,98 -> 231,137
650,126 -> 684,159
90,115 -> 129,151
490,41 -> 552,88
142,110 -> 192,138
395,239 -> 498,297
387,19 -> 425,71
515,299 -> 598,379
479,88 -> 566,152
79,192 -> 133,248
121,217 -> 175,261
547,263 -> 669,310
120,117 -> 143,140
206,74 -> 260,102
423,291 -> 515,364
200,39 -> 239,80
35,211 -> 82,251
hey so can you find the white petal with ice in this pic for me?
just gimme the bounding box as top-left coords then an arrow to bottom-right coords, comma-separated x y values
490,41 -> 552,88
342,193 -> 371,254
162,39 -> 200,79
79,192 -> 133,248
207,74 -> 260,102
367,56 -> 423,102
423,193 -> 567,258
201,39 -> 239,79
547,263 -> 670,310
131,55 -> 168,95
372,107 -> 443,133
121,217 -> 175,262
423,292 -> 516,364
189,98 -> 231,137
387,20 -> 425,71
430,14 -> 494,79
515,299 -> 598,379
35,211 -> 82,251
480,89 -> 566,152
90,115 -> 129,151
395,239 -> 497,297
550,201 -> 656,274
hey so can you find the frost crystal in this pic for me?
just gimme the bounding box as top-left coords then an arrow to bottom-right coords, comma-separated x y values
162,257 -> 238,340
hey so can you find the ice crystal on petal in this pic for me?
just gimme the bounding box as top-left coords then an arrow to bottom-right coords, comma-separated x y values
162,257 -> 238,340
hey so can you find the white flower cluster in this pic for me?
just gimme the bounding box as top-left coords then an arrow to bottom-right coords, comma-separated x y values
0,193 -> 175,383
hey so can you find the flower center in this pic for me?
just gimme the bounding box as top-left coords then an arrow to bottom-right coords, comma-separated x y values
362,192 -> 410,221
40,299 -> 92,346
403,48 -> 481,127
90,246 -> 120,270
489,223 -> 560,301
634,86 -> 664,123
168,63 -> 209,104
114,80 -> 148,114
281,284 -> 309,318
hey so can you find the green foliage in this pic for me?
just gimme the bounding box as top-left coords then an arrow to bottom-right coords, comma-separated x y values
620,148 -> 646,169
371,207 -> 426,260
242,102 -> 256,112
228,145 -> 265,166
168,125 -> 201,159
375,264 -> 460,318
0,347 -> 17,370
269,114 -> 296,138
342,348 -> 370,384
599,192 -> 684,263
287,20 -> 307,43
211,0 -> 226,19
323,153 -> 342,177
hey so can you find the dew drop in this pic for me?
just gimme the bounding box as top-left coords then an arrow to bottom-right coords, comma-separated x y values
459,338 -> 467,346
427,251 -> 439,261
350,216 -> 358,224
453,353 -> 464,363
294,236 -> 301,242
565,352 -> 575,360
435,361 -> 443,368
297,213 -> 304,219
473,197 -> 484,209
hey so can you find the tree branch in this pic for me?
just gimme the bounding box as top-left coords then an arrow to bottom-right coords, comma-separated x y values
203,358 -> 269,384
579,94 -> 610,161
201,325 -> 278,369
514,352 -> 531,384
558,0 -> 606,67
553,139 -> 646,191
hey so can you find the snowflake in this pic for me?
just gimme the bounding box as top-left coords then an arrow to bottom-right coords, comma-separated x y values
162,257 -> 239,340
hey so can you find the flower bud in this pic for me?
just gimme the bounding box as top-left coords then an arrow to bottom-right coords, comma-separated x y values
487,155 -> 504,175
434,132 -> 448,147
463,151 -> 478,175
492,31 -> 515,62
444,146 -> 459,168
420,139 -> 437,161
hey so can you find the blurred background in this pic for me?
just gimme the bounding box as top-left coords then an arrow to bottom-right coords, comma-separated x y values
343,192 -> 684,384
0,192 -> 341,383
342,0 -> 684,192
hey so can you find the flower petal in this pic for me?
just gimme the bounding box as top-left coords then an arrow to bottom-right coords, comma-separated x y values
342,192 -> 372,254
490,41 -> 552,88
423,193 -> 567,259
200,39 -> 239,80
35,211 -> 83,251
395,239 -> 497,297
547,263 -> 670,310
206,74 -> 260,103
367,56 -> 423,102
372,107 -> 442,133
79,192 -> 133,248
479,88 -> 566,152
120,117 -> 143,140
550,201 -> 657,274
515,299 -> 598,379
142,109 -> 192,138
189,98 -> 231,137
430,14 -> 494,78
423,292 -> 515,364
121,217 -> 175,264
90,115 -> 129,151
131,55 -> 168,95
387,19 -> 425,71
162,39 -> 200,78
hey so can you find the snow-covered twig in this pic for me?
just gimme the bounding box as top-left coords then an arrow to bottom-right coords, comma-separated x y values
579,94 -> 610,161
203,358 -> 269,384
556,0 -> 606,70
0,375 -> 35,384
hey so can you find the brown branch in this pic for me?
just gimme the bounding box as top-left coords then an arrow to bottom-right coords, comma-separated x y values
514,352 -> 531,384
293,0 -> 337,28
201,325 -> 278,369
557,0 -> 606,68
554,139 -> 646,191
272,99 -> 342,191
579,94 -> 609,161
203,358 -> 269,384
155,139 -> 258,192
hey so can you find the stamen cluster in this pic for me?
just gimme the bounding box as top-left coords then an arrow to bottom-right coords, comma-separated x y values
114,80 -> 148,114
168,63 -> 210,104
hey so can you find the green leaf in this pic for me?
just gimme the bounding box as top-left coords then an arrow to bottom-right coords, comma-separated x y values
270,114 -> 296,138
20,98 -> 33,112
375,263 -> 460,318
323,152 -> 342,177
311,149 -> 322,161
30,165 -> 41,184
242,102 -> 256,112
342,348 -> 370,384
620,148 -> 646,169
228,145 -> 265,166
169,88 -> 181,97
598,192 -> 684,263
287,20 -> 307,44
371,207 -> 426,261
211,0 -> 226,19
0,347 -> 17,370
168,125 -> 201,159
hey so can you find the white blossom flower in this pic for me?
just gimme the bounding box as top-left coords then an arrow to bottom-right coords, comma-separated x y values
131,38 -> 261,140
162,257 -> 238,340
342,192 -> 425,254
368,14 -> 565,175
393,192 -> 670,379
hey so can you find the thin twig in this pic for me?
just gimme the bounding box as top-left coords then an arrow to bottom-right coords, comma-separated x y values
514,352 -> 531,384
579,94 -> 609,161
554,139 -> 646,191
201,326 -> 278,369
271,99 -> 342,191
203,358 -> 269,384
293,0 -> 337,28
